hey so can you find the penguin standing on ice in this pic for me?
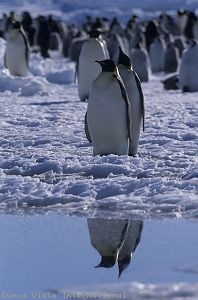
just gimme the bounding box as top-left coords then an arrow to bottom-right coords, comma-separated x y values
86,59 -> 131,156
131,43 -> 151,82
118,47 -> 145,156
77,29 -> 109,101
4,21 -> 29,76
149,37 -> 166,73
179,40 -> 198,92
164,42 -> 180,73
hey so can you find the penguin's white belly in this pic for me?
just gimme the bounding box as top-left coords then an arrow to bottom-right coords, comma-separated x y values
78,41 -> 108,100
150,46 -> 165,72
179,63 -> 198,91
87,219 -> 129,256
88,82 -> 129,155
78,59 -> 101,100
134,61 -> 147,78
6,41 -> 28,76
179,47 -> 198,92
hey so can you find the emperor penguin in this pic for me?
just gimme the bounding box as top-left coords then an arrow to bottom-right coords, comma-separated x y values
149,37 -> 166,73
179,40 -> 198,92
118,220 -> 143,277
4,21 -> 29,76
86,59 -> 132,156
77,29 -> 109,101
174,37 -> 186,57
118,47 -> 145,156
164,42 -> 180,73
131,43 -> 151,82
176,10 -> 188,36
87,218 -> 130,268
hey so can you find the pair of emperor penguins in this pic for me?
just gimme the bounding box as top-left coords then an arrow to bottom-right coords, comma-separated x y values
86,46 -> 145,156
77,29 -> 109,101
4,21 -> 30,76
87,218 -> 143,277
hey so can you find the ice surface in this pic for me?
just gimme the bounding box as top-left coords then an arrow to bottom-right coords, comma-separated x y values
0,40 -> 197,218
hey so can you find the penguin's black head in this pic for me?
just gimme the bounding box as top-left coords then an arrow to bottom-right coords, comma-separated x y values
88,28 -> 102,38
118,255 -> 132,278
12,21 -> 21,30
118,46 -> 132,69
95,59 -> 117,72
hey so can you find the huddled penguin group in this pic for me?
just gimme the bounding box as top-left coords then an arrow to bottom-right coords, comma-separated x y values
0,9 -> 198,157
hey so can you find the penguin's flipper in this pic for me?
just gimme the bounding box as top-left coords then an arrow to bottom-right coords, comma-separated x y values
20,29 -> 30,68
113,74 -> 132,142
85,111 -> 92,143
132,70 -> 145,132
4,52 -> 7,68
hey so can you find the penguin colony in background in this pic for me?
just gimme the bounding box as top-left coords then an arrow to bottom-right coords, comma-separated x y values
0,10 -> 198,156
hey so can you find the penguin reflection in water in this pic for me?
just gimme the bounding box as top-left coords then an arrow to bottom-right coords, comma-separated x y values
86,59 -> 132,156
4,21 -> 30,76
87,218 -> 143,276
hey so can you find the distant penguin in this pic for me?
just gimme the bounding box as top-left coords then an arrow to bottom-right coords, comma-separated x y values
77,29 -> 109,101
86,59 -> 131,156
149,37 -> 166,73
177,10 -> 188,36
131,43 -> 151,82
179,40 -> 198,92
161,73 -> 179,90
164,42 -> 180,73
87,218 -> 130,268
174,37 -> 186,57
37,16 -> 50,58
145,20 -> 159,51
118,220 -> 143,277
184,11 -> 197,41
49,32 -> 63,51
69,35 -> 87,62
118,47 -> 145,156
163,32 -> 174,46
5,21 -> 29,76
105,32 -> 129,63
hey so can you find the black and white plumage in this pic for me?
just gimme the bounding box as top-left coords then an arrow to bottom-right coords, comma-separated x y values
86,59 -> 132,156
5,21 -> 30,76
118,47 -> 145,156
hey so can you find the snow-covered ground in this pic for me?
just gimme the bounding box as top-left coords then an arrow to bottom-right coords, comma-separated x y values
0,36 -> 197,219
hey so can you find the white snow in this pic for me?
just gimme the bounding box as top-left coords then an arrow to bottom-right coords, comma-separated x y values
56,282 -> 198,300
0,34 -> 197,218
